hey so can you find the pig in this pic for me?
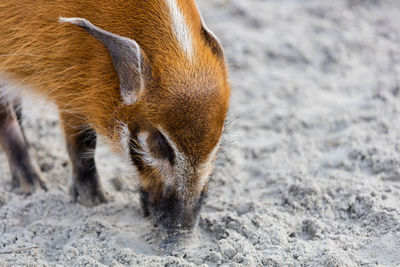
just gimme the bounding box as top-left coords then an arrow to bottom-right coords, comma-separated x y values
0,0 -> 230,236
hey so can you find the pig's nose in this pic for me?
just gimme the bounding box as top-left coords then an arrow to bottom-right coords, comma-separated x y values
154,196 -> 198,235
159,230 -> 189,251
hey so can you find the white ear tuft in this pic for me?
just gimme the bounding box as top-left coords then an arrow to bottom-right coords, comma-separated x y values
59,17 -> 84,25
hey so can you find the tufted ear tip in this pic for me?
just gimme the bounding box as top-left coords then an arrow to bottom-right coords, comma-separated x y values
58,16 -> 67,23
59,17 -> 85,26
58,16 -> 71,23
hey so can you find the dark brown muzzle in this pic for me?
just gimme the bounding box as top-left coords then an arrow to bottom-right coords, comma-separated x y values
140,187 -> 206,237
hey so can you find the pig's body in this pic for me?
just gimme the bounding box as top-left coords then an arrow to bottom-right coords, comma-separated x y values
0,0 -> 230,235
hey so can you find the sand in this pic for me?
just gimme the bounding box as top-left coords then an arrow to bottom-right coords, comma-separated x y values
1,0 -> 400,266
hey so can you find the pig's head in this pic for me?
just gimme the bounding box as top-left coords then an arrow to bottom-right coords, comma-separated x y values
60,17 -> 230,235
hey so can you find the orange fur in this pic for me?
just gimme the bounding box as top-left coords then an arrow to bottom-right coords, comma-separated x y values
0,0 -> 230,195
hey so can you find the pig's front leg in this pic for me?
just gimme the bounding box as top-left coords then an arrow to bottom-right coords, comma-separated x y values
0,97 -> 47,193
60,113 -> 108,206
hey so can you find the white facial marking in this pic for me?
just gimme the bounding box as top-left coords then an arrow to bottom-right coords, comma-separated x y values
165,0 -> 194,57
157,127 -> 193,193
119,122 -> 131,159
137,132 -> 154,164
137,132 -> 174,182
198,142 -> 220,187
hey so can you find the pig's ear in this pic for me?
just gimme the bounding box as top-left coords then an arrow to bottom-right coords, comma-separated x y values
201,25 -> 225,61
59,17 -> 150,105
193,1 -> 225,62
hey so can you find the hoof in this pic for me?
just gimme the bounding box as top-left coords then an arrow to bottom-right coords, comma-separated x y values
70,181 -> 108,207
11,168 -> 48,195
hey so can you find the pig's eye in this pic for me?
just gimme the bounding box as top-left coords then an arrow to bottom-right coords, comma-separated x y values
148,130 -> 175,164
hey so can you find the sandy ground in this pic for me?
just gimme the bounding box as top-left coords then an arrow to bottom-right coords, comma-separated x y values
1,0 -> 400,266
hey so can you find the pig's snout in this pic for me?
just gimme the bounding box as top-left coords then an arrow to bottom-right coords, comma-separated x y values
140,188 -> 205,236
